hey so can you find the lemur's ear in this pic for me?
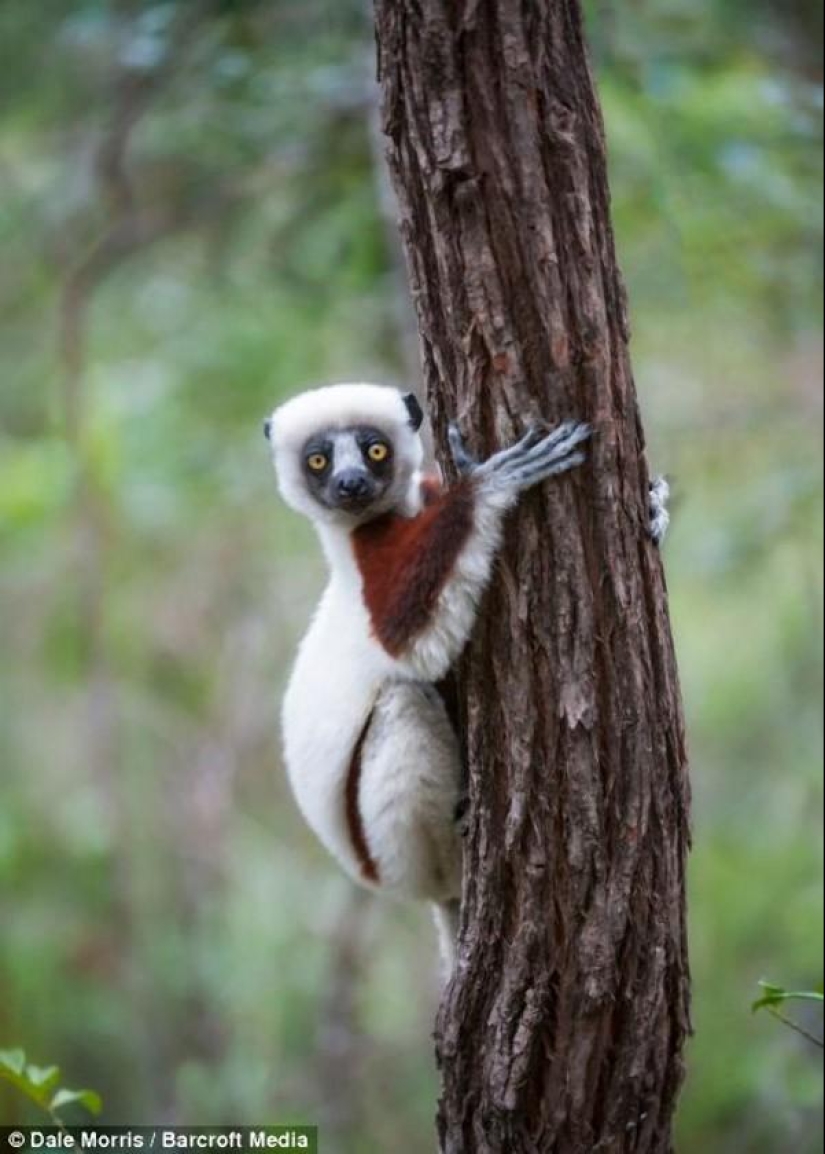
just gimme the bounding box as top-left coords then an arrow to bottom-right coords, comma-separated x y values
402,392 -> 424,431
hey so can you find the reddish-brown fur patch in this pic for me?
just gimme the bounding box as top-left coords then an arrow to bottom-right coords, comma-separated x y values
352,482 -> 475,657
345,710 -> 379,884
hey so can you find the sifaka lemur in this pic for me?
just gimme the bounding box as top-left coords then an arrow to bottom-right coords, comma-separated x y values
264,383 -> 667,969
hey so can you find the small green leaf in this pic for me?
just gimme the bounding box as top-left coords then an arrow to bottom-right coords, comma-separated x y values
753,980 -> 825,1012
0,1049 -> 26,1076
26,1065 -> 61,1091
752,982 -> 786,1011
0,1050 -> 102,1119
0,1065 -> 50,1107
50,1088 -> 103,1116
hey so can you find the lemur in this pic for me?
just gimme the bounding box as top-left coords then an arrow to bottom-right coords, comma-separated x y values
265,383 -> 667,969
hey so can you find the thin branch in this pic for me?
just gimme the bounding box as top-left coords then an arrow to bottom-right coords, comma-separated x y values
767,1007 -> 824,1050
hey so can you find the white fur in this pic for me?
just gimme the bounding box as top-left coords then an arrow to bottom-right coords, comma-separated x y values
359,682 -> 462,900
280,525 -> 462,897
649,475 -> 670,545
269,383 -> 423,526
270,385 -> 462,905
268,383 -> 588,970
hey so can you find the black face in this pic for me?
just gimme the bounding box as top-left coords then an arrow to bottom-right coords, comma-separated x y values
302,425 -> 395,515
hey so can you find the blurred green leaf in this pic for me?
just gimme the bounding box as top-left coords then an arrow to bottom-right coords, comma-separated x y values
0,1048 -> 101,1117
0,1052 -> 54,1108
50,1088 -> 103,1116
0,1049 -> 26,1077
0,1 -> 822,1152
753,980 -> 825,1012
25,1065 -> 61,1091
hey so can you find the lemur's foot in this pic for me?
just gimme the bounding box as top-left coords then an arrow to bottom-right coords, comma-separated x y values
648,475 -> 670,545
449,420 -> 590,490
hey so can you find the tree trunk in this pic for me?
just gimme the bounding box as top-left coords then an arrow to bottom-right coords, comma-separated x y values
372,3 -> 691,1153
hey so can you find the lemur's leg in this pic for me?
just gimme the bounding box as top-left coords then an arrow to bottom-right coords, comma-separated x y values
648,475 -> 670,545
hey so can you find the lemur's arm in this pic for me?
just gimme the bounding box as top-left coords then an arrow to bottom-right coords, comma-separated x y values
352,421 -> 590,681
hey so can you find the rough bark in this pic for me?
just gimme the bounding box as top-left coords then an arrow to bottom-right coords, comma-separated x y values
372,3 -> 691,1153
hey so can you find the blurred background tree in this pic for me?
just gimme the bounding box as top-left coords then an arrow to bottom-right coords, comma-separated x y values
0,2 -> 821,1151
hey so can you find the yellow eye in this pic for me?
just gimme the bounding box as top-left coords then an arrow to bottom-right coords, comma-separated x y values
307,453 -> 328,472
367,442 -> 390,463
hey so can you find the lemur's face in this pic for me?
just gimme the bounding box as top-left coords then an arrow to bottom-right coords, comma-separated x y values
300,424 -> 396,516
265,383 -> 425,527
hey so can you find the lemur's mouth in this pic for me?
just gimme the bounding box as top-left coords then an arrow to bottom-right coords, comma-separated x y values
333,493 -> 376,514
326,471 -> 381,514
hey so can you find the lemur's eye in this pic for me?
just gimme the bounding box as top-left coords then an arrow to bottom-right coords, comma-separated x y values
367,442 -> 390,463
307,453 -> 328,473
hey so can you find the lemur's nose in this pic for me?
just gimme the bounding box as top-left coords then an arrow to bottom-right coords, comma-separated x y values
263,418 -> 272,441
335,472 -> 370,499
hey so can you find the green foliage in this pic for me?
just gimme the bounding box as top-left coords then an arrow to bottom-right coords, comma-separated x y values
753,982 -> 825,1013
0,1049 -> 101,1122
0,1 -> 821,1151
752,982 -> 824,1051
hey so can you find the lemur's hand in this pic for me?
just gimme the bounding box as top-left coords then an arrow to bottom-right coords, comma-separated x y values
448,420 -> 590,491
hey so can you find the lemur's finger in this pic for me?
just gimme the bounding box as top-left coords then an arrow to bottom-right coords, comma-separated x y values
476,423 -> 546,477
489,420 -> 589,477
508,450 -> 587,489
447,423 -> 477,475
504,422 -> 591,477
531,421 -> 591,459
